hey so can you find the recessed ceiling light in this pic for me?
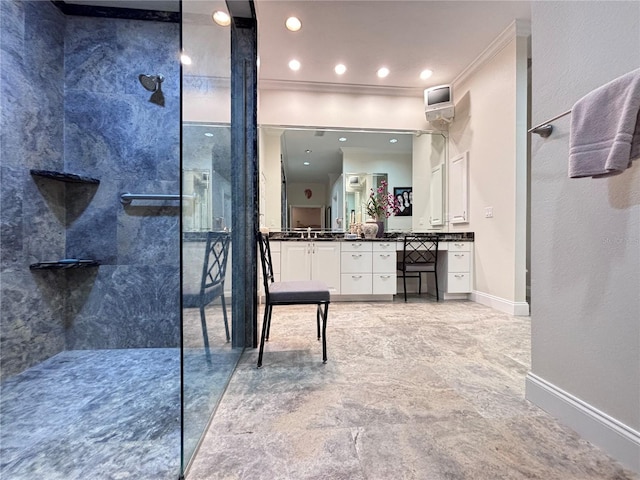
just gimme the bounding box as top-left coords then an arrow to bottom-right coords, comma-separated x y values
305,149 -> 312,153
285,16 -> 302,32
204,132 -> 214,137
377,67 -> 390,78
338,137 -> 347,142
303,161 -> 310,166
212,10 -> 231,26
389,138 -> 398,144
180,53 -> 192,65
335,64 -> 347,75
420,69 -> 433,80
289,59 -> 301,71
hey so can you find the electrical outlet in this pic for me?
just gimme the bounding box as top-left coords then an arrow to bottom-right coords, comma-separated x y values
484,207 -> 494,218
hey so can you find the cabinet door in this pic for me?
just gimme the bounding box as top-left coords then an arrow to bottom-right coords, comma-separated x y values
311,242 -> 341,294
280,242 -> 311,281
430,163 -> 444,226
449,152 -> 469,224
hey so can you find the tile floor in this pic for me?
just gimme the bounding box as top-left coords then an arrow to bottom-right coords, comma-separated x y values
187,298 -> 639,480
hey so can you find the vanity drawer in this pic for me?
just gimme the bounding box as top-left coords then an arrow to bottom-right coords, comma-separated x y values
372,241 -> 396,252
341,242 -> 372,253
373,273 -> 396,294
448,251 -> 471,273
341,274 -> 372,294
447,272 -> 471,293
341,252 -> 372,273
372,251 -> 396,273
448,241 -> 471,252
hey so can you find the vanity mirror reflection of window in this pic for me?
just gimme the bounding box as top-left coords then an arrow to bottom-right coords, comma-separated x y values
258,126 -> 448,233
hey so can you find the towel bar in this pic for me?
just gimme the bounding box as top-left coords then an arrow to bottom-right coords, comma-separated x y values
528,109 -> 572,137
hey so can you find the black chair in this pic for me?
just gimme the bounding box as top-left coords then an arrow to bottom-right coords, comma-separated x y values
256,232 -> 330,368
398,234 -> 439,302
183,232 -> 231,362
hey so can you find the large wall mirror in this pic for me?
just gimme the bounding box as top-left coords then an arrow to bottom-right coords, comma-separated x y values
259,126 -> 448,233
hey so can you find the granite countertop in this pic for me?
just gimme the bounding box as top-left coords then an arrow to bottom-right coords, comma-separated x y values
268,231 -> 474,242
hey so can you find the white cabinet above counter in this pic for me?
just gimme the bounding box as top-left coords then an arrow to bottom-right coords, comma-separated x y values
268,233 -> 474,301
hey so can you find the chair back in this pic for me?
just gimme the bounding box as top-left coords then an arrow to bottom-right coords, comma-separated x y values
256,232 -> 275,295
182,231 -> 230,308
402,234 -> 439,266
202,231 -> 231,294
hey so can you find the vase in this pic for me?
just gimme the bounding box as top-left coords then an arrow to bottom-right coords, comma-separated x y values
375,220 -> 384,238
362,222 -> 378,239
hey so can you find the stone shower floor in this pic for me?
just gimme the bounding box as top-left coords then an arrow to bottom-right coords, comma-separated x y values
0,345 -> 240,480
187,298 -> 639,480
1,348 -> 181,479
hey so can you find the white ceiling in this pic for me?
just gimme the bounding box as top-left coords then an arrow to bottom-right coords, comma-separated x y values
255,0 -> 531,93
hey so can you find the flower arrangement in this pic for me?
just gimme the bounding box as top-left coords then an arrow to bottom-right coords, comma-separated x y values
365,180 -> 400,219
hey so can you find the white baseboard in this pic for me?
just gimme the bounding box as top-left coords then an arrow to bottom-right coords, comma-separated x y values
471,290 -> 530,316
526,372 -> 640,473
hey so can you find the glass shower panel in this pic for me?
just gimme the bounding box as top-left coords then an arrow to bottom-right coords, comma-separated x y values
181,2 -> 241,475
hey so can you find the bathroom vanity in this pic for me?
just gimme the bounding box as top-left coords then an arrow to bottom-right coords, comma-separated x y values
266,232 -> 474,301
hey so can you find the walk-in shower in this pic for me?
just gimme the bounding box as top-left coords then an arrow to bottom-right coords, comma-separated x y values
0,1 -> 242,479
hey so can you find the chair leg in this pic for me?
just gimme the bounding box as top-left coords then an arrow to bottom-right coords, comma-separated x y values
403,272 -> 408,302
221,294 -> 230,343
434,271 -> 439,302
199,305 -> 211,364
418,272 -> 422,294
257,304 -> 272,368
266,304 -> 273,341
321,303 -> 329,364
316,304 -> 321,340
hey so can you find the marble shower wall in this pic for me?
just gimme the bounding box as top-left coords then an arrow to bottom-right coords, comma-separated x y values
0,1 -> 67,380
0,2 -> 181,379
63,16 -> 181,350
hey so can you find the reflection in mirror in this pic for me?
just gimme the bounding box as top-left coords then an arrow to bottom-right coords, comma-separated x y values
260,127 -> 447,234
345,172 -> 388,232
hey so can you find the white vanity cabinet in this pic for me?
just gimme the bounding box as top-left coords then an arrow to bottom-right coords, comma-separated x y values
372,241 -> 397,295
340,242 -> 373,294
443,241 -> 472,294
280,241 -> 341,294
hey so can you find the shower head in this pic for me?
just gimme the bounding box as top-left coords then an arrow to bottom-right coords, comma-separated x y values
138,74 -> 164,92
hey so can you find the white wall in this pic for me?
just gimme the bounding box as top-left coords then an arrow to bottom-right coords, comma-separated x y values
527,1 -> 640,471
449,23 -> 529,313
258,89 -> 429,131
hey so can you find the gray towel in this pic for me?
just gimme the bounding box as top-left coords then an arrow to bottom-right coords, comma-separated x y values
569,68 -> 640,178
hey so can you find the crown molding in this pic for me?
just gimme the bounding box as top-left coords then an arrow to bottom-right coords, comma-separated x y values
453,19 -> 531,88
257,78 -> 424,98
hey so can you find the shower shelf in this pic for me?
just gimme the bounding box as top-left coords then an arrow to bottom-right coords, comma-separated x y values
30,169 -> 100,184
29,259 -> 100,270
